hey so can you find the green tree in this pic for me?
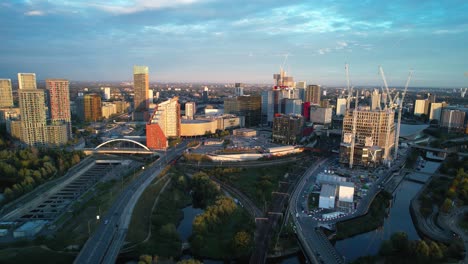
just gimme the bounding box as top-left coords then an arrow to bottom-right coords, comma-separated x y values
232,231 -> 252,256
414,240 -> 430,258
379,240 -> 394,256
428,241 -> 443,259
441,198 -> 453,213
177,259 -> 202,264
138,254 -> 153,264
391,232 -> 409,255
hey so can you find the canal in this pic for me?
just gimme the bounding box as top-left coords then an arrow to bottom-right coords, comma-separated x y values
334,159 -> 441,261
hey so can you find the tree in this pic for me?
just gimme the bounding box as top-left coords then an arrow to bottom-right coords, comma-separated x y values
414,240 -> 430,258
428,241 -> 443,259
391,232 -> 409,255
379,240 -> 394,256
177,259 -> 202,264
138,255 -> 153,264
232,231 -> 252,256
441,198 -> 453,213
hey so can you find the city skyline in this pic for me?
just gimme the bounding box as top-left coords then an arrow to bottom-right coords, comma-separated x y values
1,1 -> 467,87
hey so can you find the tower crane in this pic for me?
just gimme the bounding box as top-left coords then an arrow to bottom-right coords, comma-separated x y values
394,70 -> 413,159
345,63 -> 352,111
349,89 -> 358,169
379,66 -> 396,166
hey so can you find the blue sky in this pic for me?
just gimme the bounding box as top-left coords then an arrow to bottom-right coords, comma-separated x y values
1,0 -> 467,87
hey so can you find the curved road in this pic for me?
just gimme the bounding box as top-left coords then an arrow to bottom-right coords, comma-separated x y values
74,143 -> 188,264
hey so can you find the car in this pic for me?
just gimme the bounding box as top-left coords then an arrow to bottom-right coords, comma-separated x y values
104,220 -> 109,225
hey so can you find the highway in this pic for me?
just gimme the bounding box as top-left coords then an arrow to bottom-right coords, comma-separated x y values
74,143 -> 187,264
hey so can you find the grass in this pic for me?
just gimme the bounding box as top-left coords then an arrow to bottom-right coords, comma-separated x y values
0,246 -> 75,264
209,165 -> 292,209
459,212 -> 468,231
335,191 -> 392,240
126,175 -> 169,244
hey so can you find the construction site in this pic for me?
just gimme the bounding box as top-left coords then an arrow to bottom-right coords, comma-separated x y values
339,65 -> 413,168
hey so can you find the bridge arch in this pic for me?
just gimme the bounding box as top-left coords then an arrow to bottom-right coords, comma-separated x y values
95,138 -> 150,151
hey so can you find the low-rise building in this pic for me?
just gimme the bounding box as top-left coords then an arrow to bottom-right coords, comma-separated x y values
233,128 -> 257,137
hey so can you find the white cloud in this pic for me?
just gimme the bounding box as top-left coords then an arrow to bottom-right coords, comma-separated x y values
90,0 -> 204,14
24,10 -> 45,16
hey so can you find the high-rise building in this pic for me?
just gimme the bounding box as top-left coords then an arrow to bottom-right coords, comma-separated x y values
18,73 -> 37,90
185,102 -> 196,120
133,65 -> 149,114
305,85 -> 321,105
202,86 -> 209,102
441,109 -> 466,131
224,95 -> 261,127
46,123 -> 68,146
340,108 -> 395,167
429,102 -> 444,121
296,81 -> 307,89
310,107 -> 332,125
19,89 -> 47,146
283,98 -> 303,115
235,83 -> 244,96
273,69 -> 294,87
272,114 -> 304,144
83,93 -> 102,122
414,99 -> 430,116
336,98 -> 347,116
371,89 -> 381,110
146,97 -> 180,149
103,87 -> 111,100
148,89 -> 154,106
46,79 -> 71,139
0,79 -> 14,108
428,93 -> 436,103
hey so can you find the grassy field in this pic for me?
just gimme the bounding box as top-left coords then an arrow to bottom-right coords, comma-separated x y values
126,175 -> 169,244
335,191 -> 392,240
0,246 -> 75,264
209,165 -> 292,209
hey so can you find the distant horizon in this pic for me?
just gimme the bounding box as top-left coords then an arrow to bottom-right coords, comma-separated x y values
5,77 -> 465,90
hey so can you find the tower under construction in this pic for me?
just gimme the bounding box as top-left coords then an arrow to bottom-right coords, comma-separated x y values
339,107 -> 395,167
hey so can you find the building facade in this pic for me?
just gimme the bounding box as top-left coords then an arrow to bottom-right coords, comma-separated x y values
146,97 -> 180,149
414,99 -> 430,116
272,114 -> 304,145
305,85 -> 321,105
0,79 -> 13,108
336,98 -> 347,116
340,108 -> 395,167
46,79 -> 71,139
133,66 -> 149,120
19,89 -> 47,146
224,95 -> 261,127
441,109 -> 466,131
310,107 -> 332,125
18,73 -> 37,90
185,102 -> 196,120
429,102 -> 444,121
83,93 -> 102,122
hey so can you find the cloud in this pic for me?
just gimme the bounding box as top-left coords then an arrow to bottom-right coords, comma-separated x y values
24,10 -> 45,16
89,0 -> 205,14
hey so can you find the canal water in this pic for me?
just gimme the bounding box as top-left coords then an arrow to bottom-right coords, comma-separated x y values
334,160 -> 441,261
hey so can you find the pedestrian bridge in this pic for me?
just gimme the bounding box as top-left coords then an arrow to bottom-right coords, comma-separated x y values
83,138 -> 159,155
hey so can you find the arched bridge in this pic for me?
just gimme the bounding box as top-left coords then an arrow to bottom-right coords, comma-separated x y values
84,138 -> 159,155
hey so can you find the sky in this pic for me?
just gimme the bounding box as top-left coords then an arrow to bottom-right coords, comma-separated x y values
1,0 -> 468,87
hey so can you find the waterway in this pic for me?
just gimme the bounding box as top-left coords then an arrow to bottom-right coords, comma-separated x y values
399,123 -> 428,138
334,160 -> 441,262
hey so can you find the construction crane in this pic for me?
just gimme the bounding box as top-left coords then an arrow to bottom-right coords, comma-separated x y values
394,70 -> 413,159
349,89 -> 359,169
379,66 -> 396,166
345,63 -> 352,111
